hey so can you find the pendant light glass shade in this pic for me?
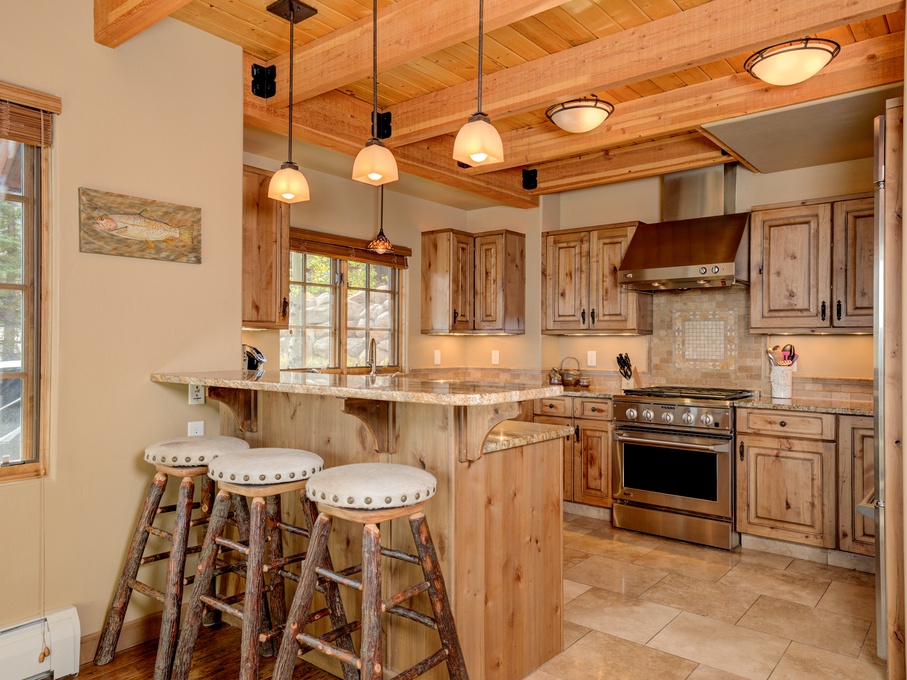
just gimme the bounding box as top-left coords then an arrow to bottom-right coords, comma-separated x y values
353,138 -> 399,185
367,186 -> 393,254
545,96 -> 614,133
453,113 -> 504,166
268,161 -> 310,203
744,38 -> 840,86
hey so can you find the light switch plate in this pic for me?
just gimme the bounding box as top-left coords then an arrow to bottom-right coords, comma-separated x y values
587,351 -> 596,367
433,349 -> 441,365
491,350 -> 500,365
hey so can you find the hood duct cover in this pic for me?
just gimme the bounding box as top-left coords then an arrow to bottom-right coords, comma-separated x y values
618,212 -> 750,291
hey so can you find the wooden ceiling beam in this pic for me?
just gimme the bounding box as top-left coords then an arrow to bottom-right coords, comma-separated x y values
385,0 -> 902,147
264,0 -> 567,107
95,0 -> 193,47
469,31 -> 904,173
530,133 -> 731,194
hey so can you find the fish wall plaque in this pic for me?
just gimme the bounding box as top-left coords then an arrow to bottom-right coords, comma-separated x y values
78,187 -> 201,264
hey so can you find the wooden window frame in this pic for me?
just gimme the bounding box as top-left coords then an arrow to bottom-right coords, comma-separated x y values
0,81 -> 58,483
283,228 -> 409,375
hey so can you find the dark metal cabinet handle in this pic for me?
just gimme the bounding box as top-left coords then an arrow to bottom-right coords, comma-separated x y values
590,406 -> 598,412
581,309 -> 586,324
739,442 -> 744,461
590,309 -> 596,325
574,426 -> 580,439
837,300 -> 842,321
453,309 -> 459,323
547,402 -> 555,409
821,301 -> 827,321
780,421 -> 787,427
281,297 -> 289,318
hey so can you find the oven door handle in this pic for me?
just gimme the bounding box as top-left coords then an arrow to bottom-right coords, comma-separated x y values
614,433 -> 729,453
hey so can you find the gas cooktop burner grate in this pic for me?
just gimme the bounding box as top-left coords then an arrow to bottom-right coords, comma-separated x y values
622,385 -> 755,400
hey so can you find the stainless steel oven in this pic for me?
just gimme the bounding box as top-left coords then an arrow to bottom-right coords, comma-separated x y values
611,386 -> 754,550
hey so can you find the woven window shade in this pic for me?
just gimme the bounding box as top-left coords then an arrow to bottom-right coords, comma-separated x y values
0,101 -> 53,147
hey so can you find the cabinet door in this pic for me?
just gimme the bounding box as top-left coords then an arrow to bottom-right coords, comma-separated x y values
838,416 -> 876,555
574,420 -> 612,508
543,231 -> 589,331
534,415 -> 574,502
450,232 -> 474,331
832,197 -> 874,329
750,204 -> 832,330
421,230 -> 473,333
242,166 -> 290,329
736,434 -> 836,547
589,226 -> 652,333
473,232 -> 525,333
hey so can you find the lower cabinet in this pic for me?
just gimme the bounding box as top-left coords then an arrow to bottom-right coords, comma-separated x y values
534,396 -> 612,508
838,415 -> 876,556
736,408 -> 837,548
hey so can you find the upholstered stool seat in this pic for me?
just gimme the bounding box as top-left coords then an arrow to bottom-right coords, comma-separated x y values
172,448 -> 357,680
95,435 -> 250,680
274,463 -> 469,680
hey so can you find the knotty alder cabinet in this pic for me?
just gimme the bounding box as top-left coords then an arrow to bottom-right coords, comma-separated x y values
838,415 -> 876,556
542,222 -> 652,335
534,396 -> 612,507
750,194 -> 874,332
242,165 -> 290,329
421,229 -> 525,334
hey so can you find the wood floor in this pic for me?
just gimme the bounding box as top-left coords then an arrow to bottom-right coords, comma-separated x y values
78,623 -> 336,679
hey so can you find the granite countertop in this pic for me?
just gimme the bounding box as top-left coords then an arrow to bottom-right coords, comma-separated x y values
737,396 -> 873,417
151,370 -> 563,406
483,420 -> 575,453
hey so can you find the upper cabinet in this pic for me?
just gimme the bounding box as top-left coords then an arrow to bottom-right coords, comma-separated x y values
421,229 -> 525,335
542,222 -> 652,335
750,194 -> 873,333
242,165 -> 290,329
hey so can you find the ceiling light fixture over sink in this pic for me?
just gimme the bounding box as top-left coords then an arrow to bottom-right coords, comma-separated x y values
352,0 -> 398,186
744,38 -> 841,86
452,0 -> 504,167
266,0 -> 316,204
367,185 -> 393,254
545,95 -> 615,133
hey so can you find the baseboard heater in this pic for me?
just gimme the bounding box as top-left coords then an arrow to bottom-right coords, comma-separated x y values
0,607 -> 80,679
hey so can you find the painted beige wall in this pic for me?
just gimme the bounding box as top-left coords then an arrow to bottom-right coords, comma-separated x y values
0,6 -> 241,635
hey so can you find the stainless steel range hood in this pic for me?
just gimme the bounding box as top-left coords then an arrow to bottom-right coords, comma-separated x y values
619,165 -> 750,291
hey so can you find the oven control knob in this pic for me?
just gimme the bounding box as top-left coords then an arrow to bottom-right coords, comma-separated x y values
661,412 -> 673,423
641,409 -> 654,421
625,408 -> 638,420
682,412 -> 695,424
700,413 -> 714,426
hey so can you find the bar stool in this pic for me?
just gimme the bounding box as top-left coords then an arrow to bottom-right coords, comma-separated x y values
273,462 -> 470,680
171,448 -> 358,680
94,435 -> 250,679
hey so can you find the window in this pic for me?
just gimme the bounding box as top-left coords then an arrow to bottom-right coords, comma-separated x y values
0,83 -> 57,482
280,229 -> 408,373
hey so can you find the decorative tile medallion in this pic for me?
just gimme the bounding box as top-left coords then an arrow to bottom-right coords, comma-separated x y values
672,309 -> 737,370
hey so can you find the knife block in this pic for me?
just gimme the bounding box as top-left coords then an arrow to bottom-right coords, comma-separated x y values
620,367 -> 639,391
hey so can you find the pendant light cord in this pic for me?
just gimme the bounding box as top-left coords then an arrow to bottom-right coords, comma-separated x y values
477,0 -> 484,114
287,3 -> 295,165
371,0 -> 378,138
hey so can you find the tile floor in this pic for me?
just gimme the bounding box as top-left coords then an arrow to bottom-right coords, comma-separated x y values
524,513 -> 885,680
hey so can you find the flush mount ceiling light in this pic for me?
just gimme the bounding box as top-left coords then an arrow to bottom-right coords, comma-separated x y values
545,95 -> 615,133
367,185 -> 393,254
452,0 -> 504,167
352,0 -> 398,186
744,38 -> 841,86
266,0 -> 316,203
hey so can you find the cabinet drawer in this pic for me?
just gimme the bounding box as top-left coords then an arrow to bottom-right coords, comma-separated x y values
573,398 -> 612,420
737,409 -> 835,440
534,397 -> 572,416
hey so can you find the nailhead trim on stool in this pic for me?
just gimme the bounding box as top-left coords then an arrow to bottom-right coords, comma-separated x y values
208,447 -> 324,484
306,462 -> 437,509
144,435 -> 249,467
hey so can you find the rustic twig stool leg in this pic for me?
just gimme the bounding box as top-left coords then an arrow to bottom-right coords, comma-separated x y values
171,489 -> 232,680
240,497 -> 267,680
94,472 -> 167,665
409,512 -> 469,680
265,494 -> 287,639
152,476 -> 195,680
360,523 -> 383,680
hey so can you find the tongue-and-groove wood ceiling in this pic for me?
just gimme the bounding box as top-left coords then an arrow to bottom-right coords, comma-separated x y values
96,0 -> 904,208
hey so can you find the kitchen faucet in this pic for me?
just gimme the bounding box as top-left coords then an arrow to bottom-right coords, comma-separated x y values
367,338 -> 378,375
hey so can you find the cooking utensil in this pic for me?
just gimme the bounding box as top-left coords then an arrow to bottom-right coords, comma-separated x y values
781,344 -> 796,361
616,353 -> 633,380
765,349 -> 776,366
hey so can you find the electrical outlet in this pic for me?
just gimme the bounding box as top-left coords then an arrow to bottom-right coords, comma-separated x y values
491,350 -> 500,365
188,421 -> 204,437
434,349 -> 441,365
188,384 -> 205,405
587,351 -> 596,367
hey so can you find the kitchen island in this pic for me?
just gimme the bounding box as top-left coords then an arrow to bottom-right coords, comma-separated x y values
151,371 -> 570,680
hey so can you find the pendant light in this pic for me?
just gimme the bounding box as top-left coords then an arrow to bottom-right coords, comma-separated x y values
452,0 -> 503,167
545,95 -> 614,133
352,0 -> 398,186
267,0 -> 313,203
367,185 -> 393,254
744,38 -> 840,86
